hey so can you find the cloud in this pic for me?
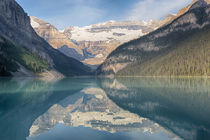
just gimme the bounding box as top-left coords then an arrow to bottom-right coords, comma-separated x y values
17,0 -> 193,29
45,5 -> 105,29
127,0 -> 192,21
23,0 -> 105,29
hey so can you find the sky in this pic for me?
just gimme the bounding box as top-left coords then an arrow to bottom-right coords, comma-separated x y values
16,0 -> 192,30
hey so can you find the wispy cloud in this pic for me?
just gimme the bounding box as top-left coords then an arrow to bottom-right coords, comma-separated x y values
18,0 -> 105,29
45,5 -> 105,29
127,0 -> 192,21
17,0 -> 193,29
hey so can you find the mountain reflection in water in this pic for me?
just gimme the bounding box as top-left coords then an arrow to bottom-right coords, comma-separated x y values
0,77 -> 209,140
100,78 -> 210,140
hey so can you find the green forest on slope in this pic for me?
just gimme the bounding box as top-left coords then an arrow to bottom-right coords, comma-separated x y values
117,26 -> 210,77
0,37 -> 51,76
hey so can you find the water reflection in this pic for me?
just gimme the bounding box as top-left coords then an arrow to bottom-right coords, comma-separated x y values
0,78 -> 90,140
29,87 -> 176,140
0,77 -> 209,140
100,78 -> 210,140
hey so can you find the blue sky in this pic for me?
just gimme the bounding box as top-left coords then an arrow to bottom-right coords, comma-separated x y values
16,0 -> 192,29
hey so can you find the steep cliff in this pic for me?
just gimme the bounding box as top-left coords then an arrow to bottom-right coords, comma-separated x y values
0,0 -> 90,76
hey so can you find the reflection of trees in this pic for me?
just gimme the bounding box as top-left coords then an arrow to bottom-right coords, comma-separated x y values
100,78 -> 210,140
0,78 -> 89,140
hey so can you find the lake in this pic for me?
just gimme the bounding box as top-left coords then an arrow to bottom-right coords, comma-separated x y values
0,77 -> 209,140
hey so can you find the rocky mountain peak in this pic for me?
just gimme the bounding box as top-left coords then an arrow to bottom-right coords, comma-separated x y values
29,16 -> 84,61
0,0 -> 46,54
189,0 -> 208,10
0,0 -> 91,76
0,0 -> 35,40
164,0 -> 210,26
0,0 -> 29,27
31,18 -> 168,68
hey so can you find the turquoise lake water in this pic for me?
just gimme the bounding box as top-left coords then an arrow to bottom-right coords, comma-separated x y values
0,77 -> 209,140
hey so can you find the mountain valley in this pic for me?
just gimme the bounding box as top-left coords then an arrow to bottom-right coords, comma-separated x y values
0,0 -> 209,77
30,16 -> 174,68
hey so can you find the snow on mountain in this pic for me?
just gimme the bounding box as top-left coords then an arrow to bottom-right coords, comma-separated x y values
30,16 -> 40,28
64,20 -> 161,44
30,16 -> 174,68
70,26 -> 144,43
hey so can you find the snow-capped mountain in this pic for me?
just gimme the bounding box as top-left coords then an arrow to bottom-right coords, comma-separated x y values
30,16 -> 174,69
65,20 -> 160,43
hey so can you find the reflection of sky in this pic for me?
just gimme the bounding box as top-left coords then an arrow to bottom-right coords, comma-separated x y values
16,0 -> 191,29
27,124 -> 175,140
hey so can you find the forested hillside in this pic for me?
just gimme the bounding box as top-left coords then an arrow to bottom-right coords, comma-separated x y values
0,0 -> 91,77
97,0 -> 210,77
118,26 -> 210,76
0,37 -> 50,76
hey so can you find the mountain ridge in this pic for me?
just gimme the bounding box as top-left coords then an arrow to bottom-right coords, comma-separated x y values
166,0 -> 210,25
30,16 -> 174,68
0,0 -> 91,77
97,0 -> 210,76
30,16 -> 85,61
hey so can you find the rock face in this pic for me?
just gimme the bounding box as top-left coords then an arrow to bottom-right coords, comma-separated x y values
31,17 -> 173,68
0,0 -> 90,76
97,0 -> 210,76
0,0 -> 47,59
167,0 -> 210,24
30,16 -> 84,61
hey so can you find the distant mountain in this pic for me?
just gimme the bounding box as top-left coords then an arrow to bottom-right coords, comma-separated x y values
31,17 -> 173,68
97,0 -> 210,77
65,19 -> 173,67
65,20 -> 163,43
0,0 -> 90,77
30,16 -> 84,61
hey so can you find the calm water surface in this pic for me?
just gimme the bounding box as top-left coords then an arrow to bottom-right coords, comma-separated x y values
0,77 -> 209,140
